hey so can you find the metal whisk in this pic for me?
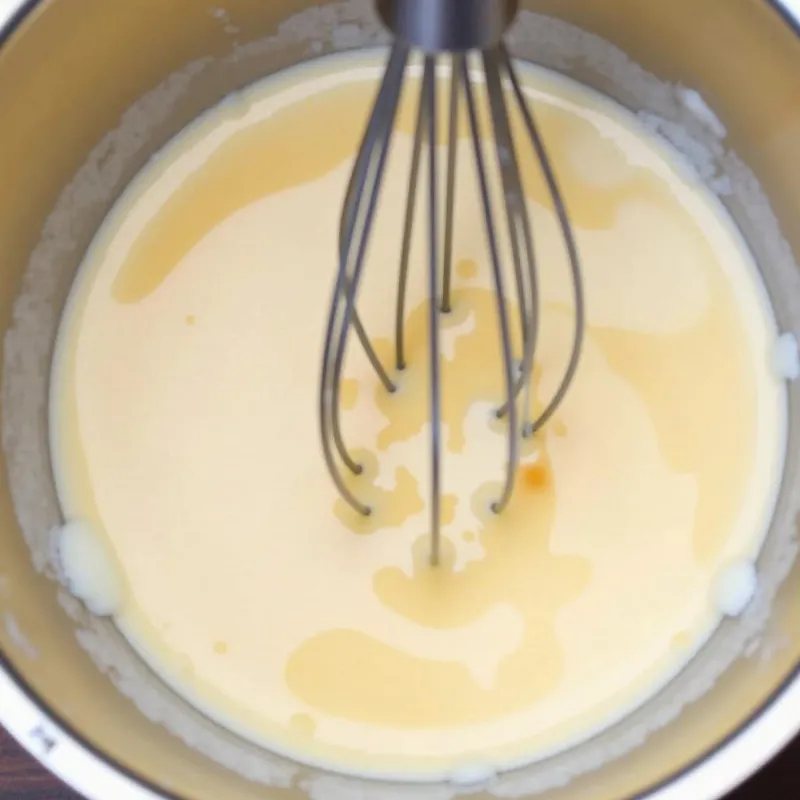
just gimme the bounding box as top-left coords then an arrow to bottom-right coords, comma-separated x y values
320,0 -> 584,565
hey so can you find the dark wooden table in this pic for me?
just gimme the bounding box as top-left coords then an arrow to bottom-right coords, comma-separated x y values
1,724 -> 798,798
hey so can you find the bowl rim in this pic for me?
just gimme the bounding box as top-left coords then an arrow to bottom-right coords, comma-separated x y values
1,0 -> 800,798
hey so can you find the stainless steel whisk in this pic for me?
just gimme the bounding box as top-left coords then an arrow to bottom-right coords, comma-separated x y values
320,0 -> 585,565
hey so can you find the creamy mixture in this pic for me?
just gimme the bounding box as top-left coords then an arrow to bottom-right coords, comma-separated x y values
50,53 -> 786,779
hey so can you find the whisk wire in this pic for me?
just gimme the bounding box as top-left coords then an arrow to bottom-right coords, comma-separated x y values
330,45 -> 405,477
461,57 -> 519,515
321,43 -> 408,513
394,60 -> 426,373
338,49 -> 406,396
321,25 -> 585,563
441,57 -> 461,315
500,43 -> 584,435
483,51 -> 539,434
424,56 -> 444,564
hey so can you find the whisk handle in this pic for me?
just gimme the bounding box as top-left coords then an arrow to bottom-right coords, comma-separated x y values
376,0 -> 518,53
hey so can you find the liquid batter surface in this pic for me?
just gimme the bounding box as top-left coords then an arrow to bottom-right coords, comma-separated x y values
50,53 -> 785,778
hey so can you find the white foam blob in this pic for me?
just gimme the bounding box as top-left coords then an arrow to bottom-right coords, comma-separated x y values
57,519 -> 123,617
773,332 -> 800,380
448,763 -> 497,789
678,88 -> 727,139
714,561 -> 758,618
3,612 -> 38,659
331,24 -> 363,49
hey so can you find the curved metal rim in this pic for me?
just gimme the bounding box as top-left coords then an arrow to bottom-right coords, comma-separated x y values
1,1 -> 800,799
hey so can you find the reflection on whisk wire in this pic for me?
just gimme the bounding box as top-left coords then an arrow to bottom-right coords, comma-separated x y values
319,0 -> 584,565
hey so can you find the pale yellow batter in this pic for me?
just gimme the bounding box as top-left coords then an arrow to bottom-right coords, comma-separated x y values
50,53 -> 786,779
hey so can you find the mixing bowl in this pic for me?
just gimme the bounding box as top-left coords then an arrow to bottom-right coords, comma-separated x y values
2,1 -> 800,798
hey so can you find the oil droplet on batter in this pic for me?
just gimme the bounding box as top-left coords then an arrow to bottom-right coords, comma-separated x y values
456,258 -> 479,280
672,631 -> 693,651
289,713 -> 317,737
214,641 -> 228,655
341,378 -> 359,410
185,314 -> 196,326
521,463 -> 549,491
